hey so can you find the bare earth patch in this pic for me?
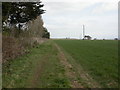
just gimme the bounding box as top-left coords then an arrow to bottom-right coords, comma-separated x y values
64,51 -> 101,88
27,54 -> 48,88
54,43 -> 83,88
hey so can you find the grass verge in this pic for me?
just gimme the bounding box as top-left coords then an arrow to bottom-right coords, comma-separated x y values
3,40 -> 70,88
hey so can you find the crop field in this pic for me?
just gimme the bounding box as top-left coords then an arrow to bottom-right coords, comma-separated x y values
3,40 -> 118,88
2,1 -> 118,89
54,40 -> 118,88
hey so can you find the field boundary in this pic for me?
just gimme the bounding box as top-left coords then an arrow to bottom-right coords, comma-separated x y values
54,41 -> 101,88
54,43 -> 83,88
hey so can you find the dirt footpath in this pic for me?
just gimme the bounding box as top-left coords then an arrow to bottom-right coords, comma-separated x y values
54,43 -> 83,88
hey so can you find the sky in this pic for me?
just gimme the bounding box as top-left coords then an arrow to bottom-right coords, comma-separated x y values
42,0 -> 119,39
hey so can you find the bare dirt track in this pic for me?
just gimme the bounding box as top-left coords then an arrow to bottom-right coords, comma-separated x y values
27,41 -> 84,88
54,43 -> 83,88
27,54 -> 49,88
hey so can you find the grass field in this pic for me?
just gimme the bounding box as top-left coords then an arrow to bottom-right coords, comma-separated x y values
3,40 -> 118,88
54,40 -> 118,88
3,41 -> 70,88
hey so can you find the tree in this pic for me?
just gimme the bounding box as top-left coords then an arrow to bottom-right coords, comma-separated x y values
2,2 -> 45,28
42,27 -> 50,39
83,35 -> 92,40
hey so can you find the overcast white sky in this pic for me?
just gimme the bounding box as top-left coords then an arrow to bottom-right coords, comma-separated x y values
42,0 -> 119,39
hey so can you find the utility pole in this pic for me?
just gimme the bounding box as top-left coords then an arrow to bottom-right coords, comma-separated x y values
83,25 -> 85,39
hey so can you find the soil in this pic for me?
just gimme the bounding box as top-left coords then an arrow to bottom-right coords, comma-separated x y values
54,43 -> 83,88
27,54 -> 49,88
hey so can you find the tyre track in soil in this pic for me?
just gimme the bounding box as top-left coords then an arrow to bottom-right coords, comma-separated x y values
54,43 -> 83,88
54,42 -> 101,88
27,54 -> 49,88
27,39 -> 48,88
26,40 -> 101,88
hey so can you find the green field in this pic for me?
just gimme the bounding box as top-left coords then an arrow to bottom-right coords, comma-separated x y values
3,40 -> 118,88
3,41 -> 70,88
54,40 -> 118,88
